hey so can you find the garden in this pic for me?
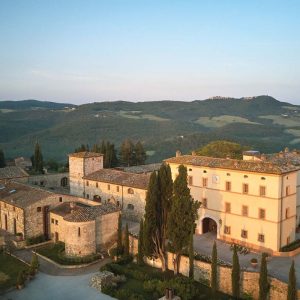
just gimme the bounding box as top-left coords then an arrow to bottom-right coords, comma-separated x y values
36,242 -> 102,265
100,257 -> 231,300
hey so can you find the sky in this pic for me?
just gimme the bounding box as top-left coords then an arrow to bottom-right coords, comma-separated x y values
0,0 -> 299,104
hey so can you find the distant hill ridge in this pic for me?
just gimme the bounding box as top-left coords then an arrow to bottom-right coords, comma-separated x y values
0,95 -> 299,163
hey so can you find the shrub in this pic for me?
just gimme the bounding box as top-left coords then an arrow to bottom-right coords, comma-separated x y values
280,239 -> 300,252
26,234 -> 46,246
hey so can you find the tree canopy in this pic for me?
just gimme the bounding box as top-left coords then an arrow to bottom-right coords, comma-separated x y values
32,142 -> 44,174
0,149 -> 6,168
195,140 -> 249,159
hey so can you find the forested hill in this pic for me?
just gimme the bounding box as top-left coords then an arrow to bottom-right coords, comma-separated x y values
1,95 -> 300,163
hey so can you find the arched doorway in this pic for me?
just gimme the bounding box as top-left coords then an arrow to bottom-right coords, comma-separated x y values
202,217 -> 217,234
61,177 -> 68,187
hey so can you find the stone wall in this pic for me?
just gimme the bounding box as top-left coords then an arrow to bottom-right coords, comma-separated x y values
27,173 -> 69,189
95,211 -> 119,250
65,220 -> 96,256
129,235 -> 300,300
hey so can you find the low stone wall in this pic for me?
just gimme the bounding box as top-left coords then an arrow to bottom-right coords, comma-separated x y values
129,235 -> 300,300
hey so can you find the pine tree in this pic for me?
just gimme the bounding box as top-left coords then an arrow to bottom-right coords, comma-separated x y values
231,245 -> 240,298
33,142 -> 44,174
167,165 -> 200,275
135,141 -> 147,165
143,164 -> 173,271
189,229 -> 194,279
259,253 -> 269,300
211,241 -> 218,297
287,260 -> 296,300
137,219 -> 144,265
120,139 -> 135,166
124,223 -> 129,256
117,214 -> 123,255
0,149 -> 6,168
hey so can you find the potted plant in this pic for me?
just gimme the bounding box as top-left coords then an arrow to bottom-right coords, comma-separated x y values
16,270 -> 26,289
250,258 -> 258,268
16,233 -> 23,241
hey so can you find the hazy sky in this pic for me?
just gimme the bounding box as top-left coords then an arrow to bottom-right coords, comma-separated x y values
0,0 -> 299,104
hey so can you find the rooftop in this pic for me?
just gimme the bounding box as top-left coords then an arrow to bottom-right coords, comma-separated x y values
0,180 -> 51,208
0,166 -> 29,180
121,163 -> 161,174
51,202 -> 119,222
165,154 -> 300,175
83,169 -> 150,189
68,152 -> 103,158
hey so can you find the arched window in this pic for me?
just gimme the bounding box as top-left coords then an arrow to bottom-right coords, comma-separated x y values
128,188 -> 134,194
61,177 -> 68,187
127,204 -> 134,210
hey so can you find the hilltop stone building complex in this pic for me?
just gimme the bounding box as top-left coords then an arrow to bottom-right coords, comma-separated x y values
2,147 -> 300,255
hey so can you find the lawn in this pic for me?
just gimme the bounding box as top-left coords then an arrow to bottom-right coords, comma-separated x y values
0,251 -> 28,291
36,242 -> 101,265
101,259 -> 231,300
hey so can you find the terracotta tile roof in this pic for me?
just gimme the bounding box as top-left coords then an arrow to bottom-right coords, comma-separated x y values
68,152 -> 103,158
164,155 -> 300,175
83,169 -> 150,189
51,202 -> 119,222
0,180 -> 51,208
122,163 -> 161,174
0,166 -> 29,180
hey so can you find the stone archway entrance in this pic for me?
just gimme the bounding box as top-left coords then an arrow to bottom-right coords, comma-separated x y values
202,217 -> 217,234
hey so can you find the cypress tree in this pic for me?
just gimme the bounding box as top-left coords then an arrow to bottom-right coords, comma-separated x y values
137,219 -> 144,265
33,142 -> 43,174
143,164 -> 173,272
231,245 -> 240,298
211,241 -> 218,297
124,223 -> 130,256
259,253 -> 269,300
287,260 -> 296,300
120,139 -> 135,166
117,214 -> 123,255
189,229 -> 194,279
167,165 -> 200,275
0,149 -> 6,168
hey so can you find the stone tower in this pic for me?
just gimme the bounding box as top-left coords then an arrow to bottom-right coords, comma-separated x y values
69,152 -> 103,197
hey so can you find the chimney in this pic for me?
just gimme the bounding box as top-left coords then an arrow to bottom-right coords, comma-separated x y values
191,151 -> 196,156
284,147 -> 289,153
261,154 -> 266,161
176,150 -> 182,157
293,149 -> 298,155
279,151 -> 284,158
226,154 -> 231,159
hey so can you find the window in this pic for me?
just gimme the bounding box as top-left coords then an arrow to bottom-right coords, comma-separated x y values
127,204 -> 134,210
188,176 -> 193,186
286,207 -> 290,219
259,208 -> 266,219
78,227 -> 81,237
13,206 -> 16,211
86,181 -> 89,186
59,197 -> 62,202
202,178 -> 208,187
225,202 -> 231,213
226,173 -> 231,176
242,205 -> 248,217
244,175 -> 248,178
51,218 -> 54,224
242,183 -> 249,194
224,226 -> 231,235
261,177 -> 266,180
128,188 -> 134,194
258,234 -> 265,242
202,198 -> 207,208
55,220 -> 58,225
225,181 -> 231,191
108,184 -> 110,191
37,207 -> 42,212
286,186 -> 290,196
116,186 -> 120,192
259,186 -> 266,197
96,182 -> 98,188
241,230 -> 248,239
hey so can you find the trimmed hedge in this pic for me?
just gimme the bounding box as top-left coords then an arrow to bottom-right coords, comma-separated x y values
280,239 -> 300,252
26,234 -> 46,246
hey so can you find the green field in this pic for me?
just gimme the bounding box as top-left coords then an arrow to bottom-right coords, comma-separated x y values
195,115 -> 259,128
259,115 -> 300,127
